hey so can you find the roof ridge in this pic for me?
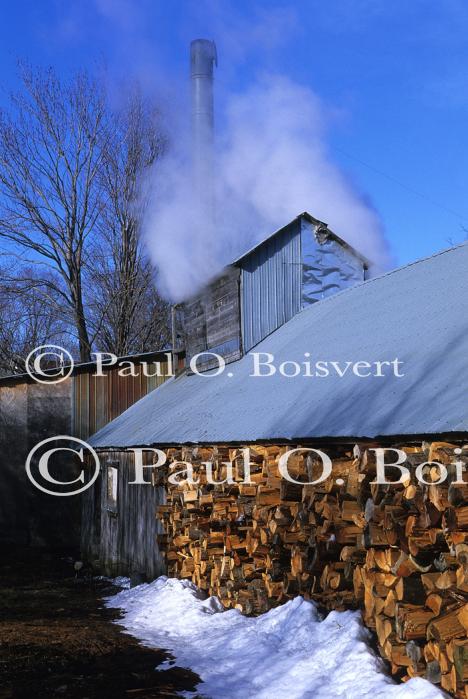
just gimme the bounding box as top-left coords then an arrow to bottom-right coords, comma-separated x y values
231,211 -> 369,266
294,238 -> 468,318
365,238 -> 468,283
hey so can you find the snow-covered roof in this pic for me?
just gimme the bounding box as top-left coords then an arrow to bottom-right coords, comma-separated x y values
90,241 -> 468,447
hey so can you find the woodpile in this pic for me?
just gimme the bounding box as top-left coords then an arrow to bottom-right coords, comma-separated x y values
156,441 -> 468,697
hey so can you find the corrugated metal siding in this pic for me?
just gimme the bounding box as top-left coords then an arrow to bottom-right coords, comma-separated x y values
241,221 -> 302,351
73,358 -> 172,439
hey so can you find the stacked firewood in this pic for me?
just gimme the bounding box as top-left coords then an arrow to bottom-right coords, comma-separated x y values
155,441 -> 468,697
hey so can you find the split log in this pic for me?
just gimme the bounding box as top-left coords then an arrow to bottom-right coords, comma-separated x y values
156,440 -> 468,698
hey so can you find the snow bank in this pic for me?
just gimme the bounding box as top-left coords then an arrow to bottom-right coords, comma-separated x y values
111,576 -> 131,589
106,577 -> 444,699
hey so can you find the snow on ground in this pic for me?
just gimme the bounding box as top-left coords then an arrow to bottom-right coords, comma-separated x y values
110,576 -> 131,589
106,576 -> 445,699
95,575 -> 131,589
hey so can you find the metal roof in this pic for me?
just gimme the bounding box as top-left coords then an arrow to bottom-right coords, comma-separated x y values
89,241 -> 468,447
0,349 -> 171,387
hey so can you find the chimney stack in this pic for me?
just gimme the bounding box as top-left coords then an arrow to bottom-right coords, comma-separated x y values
190,39 -> 217,216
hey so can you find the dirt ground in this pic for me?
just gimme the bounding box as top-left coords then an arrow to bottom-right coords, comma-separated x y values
0,550 -> 201,698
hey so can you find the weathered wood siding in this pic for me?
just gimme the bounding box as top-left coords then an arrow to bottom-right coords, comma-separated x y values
81,449 -> 166,578
0,352 -> 174,550
181,266 -> 242,371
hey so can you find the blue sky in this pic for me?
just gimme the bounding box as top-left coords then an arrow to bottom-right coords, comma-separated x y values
0,0 -> 467,267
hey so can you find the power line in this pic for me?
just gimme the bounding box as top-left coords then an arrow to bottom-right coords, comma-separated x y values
333,145 -> 468,223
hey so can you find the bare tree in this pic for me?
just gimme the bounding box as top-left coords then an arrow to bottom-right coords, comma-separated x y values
88,92 -> 171,355
0,67 -> 172,369
0,66 -> 109,361
0,267 -> 67,375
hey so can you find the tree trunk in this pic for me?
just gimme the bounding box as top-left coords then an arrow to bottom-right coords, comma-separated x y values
70,271 -> 91,363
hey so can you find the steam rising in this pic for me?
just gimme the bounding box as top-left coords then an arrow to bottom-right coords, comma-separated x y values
142,74 -> 390,302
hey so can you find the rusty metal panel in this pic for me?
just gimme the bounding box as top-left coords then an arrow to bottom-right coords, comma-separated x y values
94,375 -> 109,434
72,355 -> 173,440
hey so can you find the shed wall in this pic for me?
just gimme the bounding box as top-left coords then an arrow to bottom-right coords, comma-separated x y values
181,266 -> 242,371
0,354 -> 172,551
240,219 -> 302,351
81,449 -> 166,578
72,356 -> 172,439
301,218 -> 366,304
0,379 -> 75,548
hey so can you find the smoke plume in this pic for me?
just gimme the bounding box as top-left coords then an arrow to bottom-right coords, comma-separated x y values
142,73 -> 389,301
50,1 -> 391,302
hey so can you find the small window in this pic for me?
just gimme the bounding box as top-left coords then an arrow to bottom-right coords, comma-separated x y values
106,464 -> 118,513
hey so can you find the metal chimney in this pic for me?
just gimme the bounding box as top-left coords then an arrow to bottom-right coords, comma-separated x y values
190,39 -> 217,213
